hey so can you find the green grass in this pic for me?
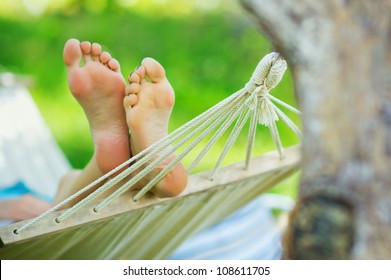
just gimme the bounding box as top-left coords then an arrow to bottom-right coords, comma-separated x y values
0,1 -> 300,198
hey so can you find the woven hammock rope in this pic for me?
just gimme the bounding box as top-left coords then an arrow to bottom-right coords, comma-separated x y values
15,52 -> 301,235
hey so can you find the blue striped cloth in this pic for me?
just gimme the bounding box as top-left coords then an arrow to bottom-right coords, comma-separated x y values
169,195 -> 293,260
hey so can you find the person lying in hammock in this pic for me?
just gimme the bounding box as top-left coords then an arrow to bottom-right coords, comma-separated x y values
0,38 -> 188,220
0,40 -> 289,260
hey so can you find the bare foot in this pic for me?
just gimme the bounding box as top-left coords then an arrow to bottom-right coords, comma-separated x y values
63,39 -> 130,174
123,58 -> 187,197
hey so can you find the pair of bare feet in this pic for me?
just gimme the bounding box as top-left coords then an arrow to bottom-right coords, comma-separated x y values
63,39 -> 187,198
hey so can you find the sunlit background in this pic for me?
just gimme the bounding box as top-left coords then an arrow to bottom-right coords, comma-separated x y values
0,0 -> 300,197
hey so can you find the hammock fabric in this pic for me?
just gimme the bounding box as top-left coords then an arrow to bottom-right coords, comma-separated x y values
0,147 -> 300,259
0,52 -> 301,259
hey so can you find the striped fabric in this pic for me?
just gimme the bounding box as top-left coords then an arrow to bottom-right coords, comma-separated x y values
169,194 -> 294,260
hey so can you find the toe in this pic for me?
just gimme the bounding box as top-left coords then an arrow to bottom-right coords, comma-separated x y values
91,43 -> 102,61
141,57 -> 166,83
125,83 -> 140,96
108,58 -> 121,72
128,72 -> 140,84
124,94 -> 138,108
63,39 -> 82,68
135,65 -> 146,82
100,51 -> 111,65
80,41 -> 92,62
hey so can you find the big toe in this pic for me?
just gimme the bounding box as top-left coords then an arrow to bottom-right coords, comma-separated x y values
141,57 -> 166,83
63,39 -> 82,68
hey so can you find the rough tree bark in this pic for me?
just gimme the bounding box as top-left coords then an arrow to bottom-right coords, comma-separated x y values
241,0 -> 391,259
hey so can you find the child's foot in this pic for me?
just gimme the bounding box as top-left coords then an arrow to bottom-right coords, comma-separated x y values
123,58 -> 187,197
63,39 -> 130,174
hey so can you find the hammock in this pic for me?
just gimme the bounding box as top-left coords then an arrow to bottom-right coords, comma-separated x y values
0,53 -> 301,259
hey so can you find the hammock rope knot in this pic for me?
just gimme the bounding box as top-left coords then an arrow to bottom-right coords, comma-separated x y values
244,52 -> 287,95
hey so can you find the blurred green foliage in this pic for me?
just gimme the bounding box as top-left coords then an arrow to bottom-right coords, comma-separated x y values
0,0 -> 300,197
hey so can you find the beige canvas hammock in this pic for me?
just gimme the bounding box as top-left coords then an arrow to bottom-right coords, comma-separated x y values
0,53 -> 301,259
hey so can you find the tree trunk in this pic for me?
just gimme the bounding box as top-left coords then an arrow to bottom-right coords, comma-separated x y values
241,0 -> 391,259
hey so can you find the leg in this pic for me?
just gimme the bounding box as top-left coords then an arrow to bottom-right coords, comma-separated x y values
55,39 -> 131,205
123,58 -> 188,197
